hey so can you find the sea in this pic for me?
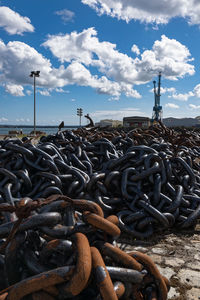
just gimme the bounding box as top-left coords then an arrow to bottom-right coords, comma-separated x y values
0,126 -> 77,135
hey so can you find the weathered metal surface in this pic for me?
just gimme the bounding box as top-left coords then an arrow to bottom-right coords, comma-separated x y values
2,123 -> 200,298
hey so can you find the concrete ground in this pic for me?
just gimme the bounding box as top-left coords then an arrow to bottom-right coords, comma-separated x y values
118,223 -> 200,300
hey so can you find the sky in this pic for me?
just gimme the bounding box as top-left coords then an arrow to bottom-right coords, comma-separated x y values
1,1 -> 200,125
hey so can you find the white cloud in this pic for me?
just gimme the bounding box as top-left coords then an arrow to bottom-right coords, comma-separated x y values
55,88 -> 69,93
42,28 -> 95,65
0,39 -> 128,99
26,90 -> 32,95
193,84 -> 200,98
189,104 -> 200,109
4,83 -> 24,96
150,86 -> 176,94
63,61 -> 141,99
71,98 -> 76,101
165,87 -> 176,93
0,38 -> 140,99
0,28 -> 194,100
15,118 -> 30,123
0,40 -> 68,90
81,0 -> 200,26
16,118 -> 25,122
0,117 -> 8,122
165,103 -> 179,108
131,44 -> 140,55
0,6 -> 34,35
55,9 -> 74,23
43,28 -> 194,90
169,91 -> 194,101
135,35 -> 194,82
39,89 -> 50,96
91,107 -> 145,121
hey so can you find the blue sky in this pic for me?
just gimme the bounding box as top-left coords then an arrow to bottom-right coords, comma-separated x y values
1,0 -> 200,125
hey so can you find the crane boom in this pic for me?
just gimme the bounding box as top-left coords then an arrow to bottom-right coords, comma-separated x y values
151,72 -> 162,123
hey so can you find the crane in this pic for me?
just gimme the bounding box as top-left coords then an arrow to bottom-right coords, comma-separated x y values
151,72 -> 162,124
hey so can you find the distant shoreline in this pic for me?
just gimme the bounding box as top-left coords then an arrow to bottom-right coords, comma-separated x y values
0,125 -> 79,128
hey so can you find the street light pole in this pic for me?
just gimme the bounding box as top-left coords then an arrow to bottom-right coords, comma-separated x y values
30,71 -> 40,135
77,108 -> 83,127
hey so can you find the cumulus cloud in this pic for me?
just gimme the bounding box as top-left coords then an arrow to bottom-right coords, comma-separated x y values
0,38 -> 140,99
189,104 -> 200,109
131,44 -> 140,55
0,40 -> 68,89
165,103 -> 179,109
150,86 -> 176,94
81,0 -> 200,25
193,84 -> 200,98
0,28 -> 195,100
55,9 -> 75,23
26,90 -> 32,96
4,84 -> 24,96
0,6 -> 34,35
43,28 -> 194,88
55,88 -> 69,93
169,91 -> 194,101
39,89 -> 51,96
63,61 -> 141,99
135,35 -> 194,82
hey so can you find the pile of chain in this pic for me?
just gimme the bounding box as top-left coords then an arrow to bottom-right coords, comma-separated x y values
0,195 -> 170,299
0,124 -> 200,241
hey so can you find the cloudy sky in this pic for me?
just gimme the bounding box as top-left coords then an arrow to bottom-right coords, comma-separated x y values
1,0 -> 200,125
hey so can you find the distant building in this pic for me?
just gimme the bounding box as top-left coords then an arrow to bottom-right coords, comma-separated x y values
95,119 -> 123,128
123,116 -> 150,128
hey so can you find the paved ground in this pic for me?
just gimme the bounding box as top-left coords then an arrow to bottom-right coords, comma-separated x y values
118,223 -> 200,300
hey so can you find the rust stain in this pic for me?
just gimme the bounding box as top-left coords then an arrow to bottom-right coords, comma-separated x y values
91,246 -> 118,300
106,215 -> 119,226
45,239 -> 60,250
6,267 -> 75,300
62,233 -> 92,297
101,242 -> 142,272
129,251 -> 168,300
84,212 -> 121,237
113,281 -> 125,299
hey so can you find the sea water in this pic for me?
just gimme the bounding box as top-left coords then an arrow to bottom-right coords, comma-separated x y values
0,127 -> 76,135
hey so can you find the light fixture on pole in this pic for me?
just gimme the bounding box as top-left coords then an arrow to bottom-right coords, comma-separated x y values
29,70 -> 40,135
77,108 -> 83,127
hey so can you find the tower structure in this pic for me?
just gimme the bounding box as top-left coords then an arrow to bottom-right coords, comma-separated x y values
152,72 -> 162,123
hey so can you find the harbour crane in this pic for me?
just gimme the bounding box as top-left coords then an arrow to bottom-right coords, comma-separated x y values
151,72 -> 162,124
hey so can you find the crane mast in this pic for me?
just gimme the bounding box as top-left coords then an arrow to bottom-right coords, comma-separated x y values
151,72 -> 162,123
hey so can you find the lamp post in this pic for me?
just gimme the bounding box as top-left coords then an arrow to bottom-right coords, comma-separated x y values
77,108 -> 83,127
30,71 -> 40,135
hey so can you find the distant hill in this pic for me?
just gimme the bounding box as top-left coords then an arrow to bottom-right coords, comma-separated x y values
163,117 -> 200,127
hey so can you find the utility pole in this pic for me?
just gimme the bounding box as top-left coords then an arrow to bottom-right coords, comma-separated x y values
77,108 -> 83,127
29,71 -> 40,135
